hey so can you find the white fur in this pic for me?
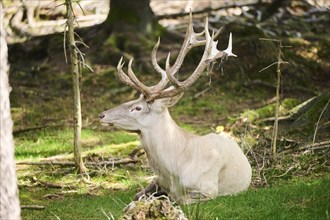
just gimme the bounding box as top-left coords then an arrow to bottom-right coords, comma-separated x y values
100,94 -> 252,204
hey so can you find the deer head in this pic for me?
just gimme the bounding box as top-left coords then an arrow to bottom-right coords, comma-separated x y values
99,12 -> 236,130
99,92 -> 183,131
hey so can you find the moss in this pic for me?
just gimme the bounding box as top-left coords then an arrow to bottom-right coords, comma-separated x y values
301,92 -> 330,124
317,40 -> 330,60
121,196 -> 187,220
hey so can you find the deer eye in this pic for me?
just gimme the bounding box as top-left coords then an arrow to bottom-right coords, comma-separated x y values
135,106 -> 142,111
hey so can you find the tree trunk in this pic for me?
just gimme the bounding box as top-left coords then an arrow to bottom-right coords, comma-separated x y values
66,0 -> 86,173
261,0 -> 288,21
106,0 -> 157,34
0,2 -> 21,219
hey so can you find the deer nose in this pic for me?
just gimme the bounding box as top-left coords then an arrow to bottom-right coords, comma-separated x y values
98,113 -> 105,119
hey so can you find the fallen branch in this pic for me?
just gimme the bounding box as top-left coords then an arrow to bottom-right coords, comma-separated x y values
128,145 -> 144,159
280,140 -> 330,155
156,2 -> 259,20
299,140 -> 330,151
21,205 -> 45,210
17,157 -> 139,167
13,124 -> 64,135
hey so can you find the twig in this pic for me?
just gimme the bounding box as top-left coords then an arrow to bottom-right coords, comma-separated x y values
259,38 -> 289,161
259,61 -> 289,73
63,23 -> 68,63
312,98 -> 330,145
21,205 -> 45,210
272,165 -> 296,178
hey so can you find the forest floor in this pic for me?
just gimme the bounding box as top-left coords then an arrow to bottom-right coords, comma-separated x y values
8,2 -> 330,219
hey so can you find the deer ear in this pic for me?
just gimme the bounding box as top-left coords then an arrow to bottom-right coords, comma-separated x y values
162,92 -> 184,107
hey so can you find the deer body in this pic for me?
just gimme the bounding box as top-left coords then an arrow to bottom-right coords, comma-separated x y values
143,118 -> 252,203
99,13 -> 251,204
100,95 -> 251,204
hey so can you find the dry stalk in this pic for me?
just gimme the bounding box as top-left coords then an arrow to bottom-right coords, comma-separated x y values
259,38 -> 289,161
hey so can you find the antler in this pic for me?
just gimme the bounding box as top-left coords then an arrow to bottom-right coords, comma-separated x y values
117,12 -> 236,102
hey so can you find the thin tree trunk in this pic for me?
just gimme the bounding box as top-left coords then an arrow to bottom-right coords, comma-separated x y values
0,2 -> 21,219
271,40 -> 283,161
66,0 -> 86,173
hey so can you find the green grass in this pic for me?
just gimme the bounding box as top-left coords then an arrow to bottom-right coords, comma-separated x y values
20,188 -> 136,220
15,128 -> 138,160
19,174 -> 330,219
184,176 -> 330,220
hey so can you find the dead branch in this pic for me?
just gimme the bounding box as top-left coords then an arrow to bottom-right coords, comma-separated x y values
280,140 -> 330,155
13,124 -> 64,135
156,2 -> 259,20
21,205 -> 45,210
272,165 -> 297,178
128,145 -> 144,159
43,194 -> 64,199
299,140 -> 330,151
17,157 -> 139,167
31,176 -> 75,189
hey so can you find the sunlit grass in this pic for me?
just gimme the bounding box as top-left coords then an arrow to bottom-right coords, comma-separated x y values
14,128 -> 138,161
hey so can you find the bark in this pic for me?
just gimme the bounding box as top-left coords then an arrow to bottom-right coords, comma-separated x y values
261,0 -> 288,21
0,2 -> 21,219
271,40 -> 283,161
66,0 -> 86,173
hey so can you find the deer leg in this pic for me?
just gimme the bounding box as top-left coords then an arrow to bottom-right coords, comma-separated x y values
134,181 -> 167,200
178,191 -> 211,205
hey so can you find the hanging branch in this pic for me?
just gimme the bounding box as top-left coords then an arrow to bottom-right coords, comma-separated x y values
259,38 -> 290,161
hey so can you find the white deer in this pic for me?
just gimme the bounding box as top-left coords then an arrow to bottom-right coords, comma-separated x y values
99,13 -> 252,204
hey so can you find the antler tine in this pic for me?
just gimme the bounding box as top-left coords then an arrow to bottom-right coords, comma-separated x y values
127,58 -> 153,95
167,12 -> 201,77
151,37 -> 166,77
148,11 -> 201,94
223,33 -> 237,57
150,37 -> 169,91
117,57 -> 150,97
116,14 -> 236,102
165,14 -> 221,81
163,17 -> 236,93
117,57 -> 135,88
165,17 -> 212,89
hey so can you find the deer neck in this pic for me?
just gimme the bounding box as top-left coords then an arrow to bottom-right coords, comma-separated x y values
139,109 -> 194,166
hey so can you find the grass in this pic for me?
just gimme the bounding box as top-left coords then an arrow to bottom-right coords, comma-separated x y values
15,126 -> 329,219
19,174 -> 330,219
15,128 -> 138,160
9,8 -> 330,219
184,176 -> 330,220
20,188 -> 136,220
